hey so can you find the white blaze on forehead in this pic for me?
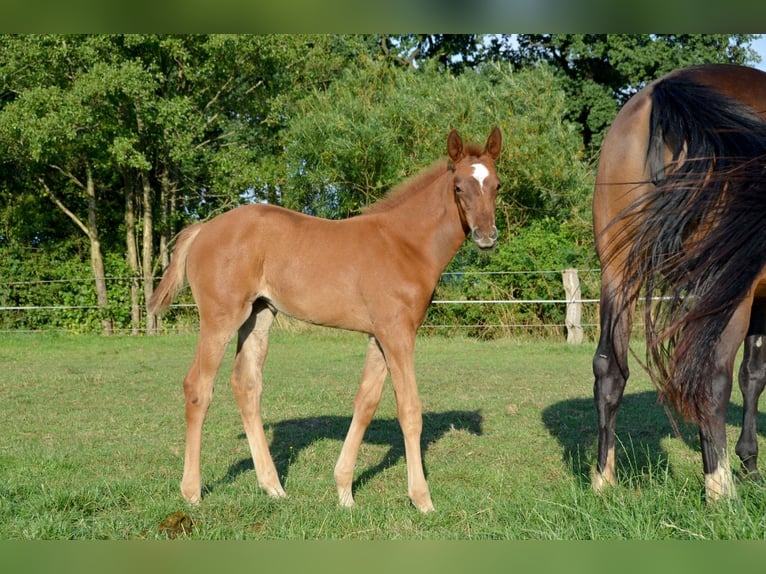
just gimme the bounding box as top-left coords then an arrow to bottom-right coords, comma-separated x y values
471,163 -> 489,193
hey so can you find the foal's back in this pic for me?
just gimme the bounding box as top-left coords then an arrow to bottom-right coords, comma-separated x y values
183,200 -> 442,333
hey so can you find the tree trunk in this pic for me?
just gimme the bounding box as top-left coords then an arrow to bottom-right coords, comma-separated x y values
85,168 -> 112,335
41,166 -> 112,335
158,163 -> 175,270
153,162 -> 180,332
141,170 -> 156,334
124,172 -> 141,335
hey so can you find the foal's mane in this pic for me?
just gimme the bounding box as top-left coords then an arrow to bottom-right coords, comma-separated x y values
362,160 -> 448,215
363,143 -> 484,215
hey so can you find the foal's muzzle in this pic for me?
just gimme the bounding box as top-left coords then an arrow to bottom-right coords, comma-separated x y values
471,225 -> 498,250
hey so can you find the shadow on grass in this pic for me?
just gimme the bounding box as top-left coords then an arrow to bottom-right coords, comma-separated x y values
203,409 -> 482,499
542,390 -> 766,488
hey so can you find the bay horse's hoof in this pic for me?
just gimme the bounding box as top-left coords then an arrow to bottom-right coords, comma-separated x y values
705,465 -> 737,504
591,468 -> 617,492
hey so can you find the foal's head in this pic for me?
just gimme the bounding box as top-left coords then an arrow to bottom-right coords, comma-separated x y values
448,126 -> 502,250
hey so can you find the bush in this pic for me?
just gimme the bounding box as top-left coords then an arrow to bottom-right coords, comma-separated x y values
0,240 -> 135,333
426,218 -> 599,339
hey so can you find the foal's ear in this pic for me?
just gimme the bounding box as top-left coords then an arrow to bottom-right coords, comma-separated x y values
447,129 -> 464,163
484,126 -> 502,160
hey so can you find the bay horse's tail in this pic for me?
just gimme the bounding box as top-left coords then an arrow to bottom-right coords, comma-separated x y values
610,75 -> 766,425
148,223 -> 204,315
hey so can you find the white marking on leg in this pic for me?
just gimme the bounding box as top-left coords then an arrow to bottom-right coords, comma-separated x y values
705,454 -> 736,503
471,163 -> 489,193
592,446 -> 617,491
756,336 -> 762,348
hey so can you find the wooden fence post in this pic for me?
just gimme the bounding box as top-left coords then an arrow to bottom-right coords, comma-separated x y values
562,268 -> 584,344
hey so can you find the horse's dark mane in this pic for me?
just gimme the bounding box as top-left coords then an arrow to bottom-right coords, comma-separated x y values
605,75 -> 766,424
362,160 -> 449,215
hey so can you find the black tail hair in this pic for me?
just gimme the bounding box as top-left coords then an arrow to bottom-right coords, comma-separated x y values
609,75 -> 766,425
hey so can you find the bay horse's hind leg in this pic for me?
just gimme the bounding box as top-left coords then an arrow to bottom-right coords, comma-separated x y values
699,384 -> 736,502
699,301 -> 750,502
735,300 -> 766,481
231,301 -> 286,499
334,336 -> 389,508
592,282 -> 633,491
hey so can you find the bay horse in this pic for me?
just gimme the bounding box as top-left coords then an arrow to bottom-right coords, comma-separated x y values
149,127 -> 502,512
592,63 -> 766,502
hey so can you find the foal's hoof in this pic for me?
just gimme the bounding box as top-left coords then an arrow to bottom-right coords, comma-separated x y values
259,478 -> 287,499
337,488 -> 354,508
181,486 -> 202,505
411,492 -> 435,513
264,485 -> 287,499
414,500 -> 436,513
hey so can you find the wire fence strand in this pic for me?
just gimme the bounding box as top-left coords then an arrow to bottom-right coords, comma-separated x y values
0,270 -> 605,335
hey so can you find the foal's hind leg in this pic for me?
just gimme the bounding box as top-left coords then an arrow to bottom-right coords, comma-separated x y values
334,336 -> 389,508
735,301 -> 766,480
180,326 -> 232,504
592,283 -> 633,491
231,302 -> 286,499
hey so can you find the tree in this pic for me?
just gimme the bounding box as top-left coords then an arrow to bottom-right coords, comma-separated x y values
280,58 -> 591,224
0,34 -> 380,333
380,34 -> 484,72
514,34 -> 761,149
0,36 -> 147,333
6,34 -> 755,335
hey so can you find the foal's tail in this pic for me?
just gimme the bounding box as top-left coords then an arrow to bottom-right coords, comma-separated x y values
148,223 -> 204,315
611,74 -> 766,425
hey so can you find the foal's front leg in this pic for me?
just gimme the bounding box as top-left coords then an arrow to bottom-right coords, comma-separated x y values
378,333 -> 434,513
231,304 -> 286,499
334,336 -> 388,507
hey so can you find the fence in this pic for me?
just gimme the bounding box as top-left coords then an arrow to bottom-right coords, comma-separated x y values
0,269 -> 602,340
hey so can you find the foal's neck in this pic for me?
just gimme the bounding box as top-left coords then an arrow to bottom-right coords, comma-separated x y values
384,169 -> 468,273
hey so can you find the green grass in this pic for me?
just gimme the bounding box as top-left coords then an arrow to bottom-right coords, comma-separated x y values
1,329 -> 765,539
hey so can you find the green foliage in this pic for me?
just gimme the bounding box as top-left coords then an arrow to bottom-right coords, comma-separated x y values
428,218 -> 599,339
0,240 -> 135,333
0,34 -> 761,334
515,34 -> 760,149
280,59 -> 591,225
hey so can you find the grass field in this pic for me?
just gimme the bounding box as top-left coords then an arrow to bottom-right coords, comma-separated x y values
1,329 -> 765,540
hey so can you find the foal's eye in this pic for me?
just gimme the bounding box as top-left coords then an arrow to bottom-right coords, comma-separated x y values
454,185 -> 463,194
